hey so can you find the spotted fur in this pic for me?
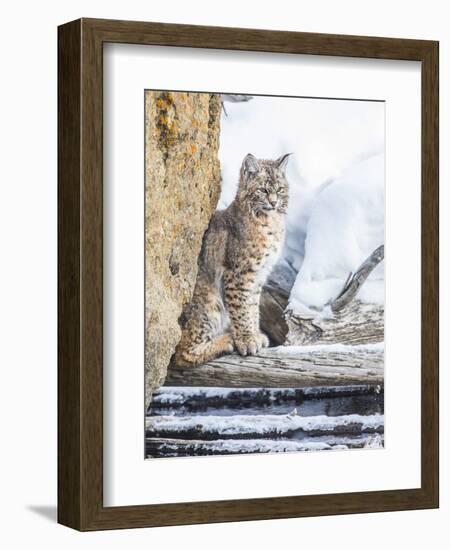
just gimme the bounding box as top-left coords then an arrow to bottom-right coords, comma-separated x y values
174,153 -> 290,367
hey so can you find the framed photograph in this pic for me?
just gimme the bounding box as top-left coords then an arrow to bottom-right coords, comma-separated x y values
58,18 -> 439,530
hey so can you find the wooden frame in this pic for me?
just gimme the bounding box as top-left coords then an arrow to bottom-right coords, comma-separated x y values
58,17 -> 439,531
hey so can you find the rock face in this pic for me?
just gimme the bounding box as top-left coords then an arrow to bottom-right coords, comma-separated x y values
145,91 -> 222,406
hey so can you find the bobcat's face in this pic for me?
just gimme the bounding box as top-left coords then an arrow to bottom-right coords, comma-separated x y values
239,153 -> 290,215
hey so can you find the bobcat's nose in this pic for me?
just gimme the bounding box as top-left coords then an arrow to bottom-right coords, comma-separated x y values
268,194 -> 278,208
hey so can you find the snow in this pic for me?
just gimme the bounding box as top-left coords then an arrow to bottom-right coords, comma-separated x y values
301,385 -> 382,397
219,96 -> 384,209
289,153 -> 385,313
146,412 -> 384,436
363,433 -> 384,449
151,387 -> 240,404
153,438 -> 346,454
218,96 -> 385,315
271,342 -> 384,355
150,433 -> 384,455
151,383 -> 382,406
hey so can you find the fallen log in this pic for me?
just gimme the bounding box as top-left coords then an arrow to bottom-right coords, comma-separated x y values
165,345 -> 383,388
146,411 -> 384,440
145,434 -> 383,457
151,385 -> 383,410
286,300 -> 384,346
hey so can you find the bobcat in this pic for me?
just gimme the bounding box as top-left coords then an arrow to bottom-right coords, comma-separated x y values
174,153 -> 290,367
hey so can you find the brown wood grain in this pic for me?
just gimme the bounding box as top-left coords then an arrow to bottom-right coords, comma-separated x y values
58,18 -> 439,531
57,19 -> 81,529
420,38 -> 439,512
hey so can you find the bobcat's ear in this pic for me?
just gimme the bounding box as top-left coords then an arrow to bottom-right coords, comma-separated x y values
275,153 -> 292,172
242,153 -> 261,176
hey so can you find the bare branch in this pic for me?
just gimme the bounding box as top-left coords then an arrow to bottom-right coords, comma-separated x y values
330,245 -> 384,313
221,94 -> 253,116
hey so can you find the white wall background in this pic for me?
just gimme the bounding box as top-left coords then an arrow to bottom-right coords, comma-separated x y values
0,0 -> 447,547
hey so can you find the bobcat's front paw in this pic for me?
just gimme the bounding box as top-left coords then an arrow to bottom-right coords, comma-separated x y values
234,334 -> 265,356
222,334 -> 235,354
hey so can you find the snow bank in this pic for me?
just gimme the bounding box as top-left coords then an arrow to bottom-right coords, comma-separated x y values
218,96 -> 385,315
289,153 -> 385,314
219,96 -> 384,208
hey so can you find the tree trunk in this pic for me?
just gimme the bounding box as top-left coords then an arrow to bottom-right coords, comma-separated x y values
259,259 -> 296,345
